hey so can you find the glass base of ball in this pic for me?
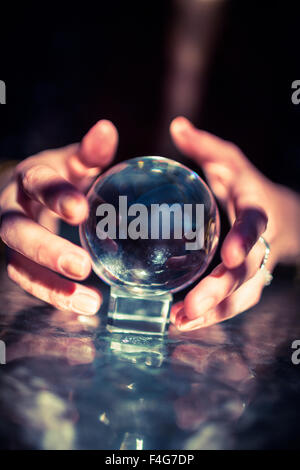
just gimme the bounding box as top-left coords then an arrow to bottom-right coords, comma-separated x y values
108,333 -> 166,367
106,287 -> 172,335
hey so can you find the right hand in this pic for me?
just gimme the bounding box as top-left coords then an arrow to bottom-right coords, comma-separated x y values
0,119 -> 118,316
169,117 -> 300,331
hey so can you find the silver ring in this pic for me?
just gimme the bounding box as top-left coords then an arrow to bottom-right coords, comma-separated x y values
259,236 -> 273,286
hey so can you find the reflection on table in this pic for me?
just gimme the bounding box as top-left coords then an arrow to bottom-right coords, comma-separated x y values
0,264 -> 299,450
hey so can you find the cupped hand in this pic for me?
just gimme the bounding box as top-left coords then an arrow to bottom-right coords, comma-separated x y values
0,120 -> 118,315
170,117 -> 300,331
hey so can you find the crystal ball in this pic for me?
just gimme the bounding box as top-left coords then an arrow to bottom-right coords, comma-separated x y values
80,156 -> 220,295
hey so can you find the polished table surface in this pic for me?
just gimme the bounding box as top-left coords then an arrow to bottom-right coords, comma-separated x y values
0,261 -> 300,450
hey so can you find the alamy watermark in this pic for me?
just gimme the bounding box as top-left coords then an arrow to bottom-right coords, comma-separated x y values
291,340 -> 300,365
0,80 -> 6,104
0,340 -> 6,364
95,196 -> 205,250
291,80 -> 300,105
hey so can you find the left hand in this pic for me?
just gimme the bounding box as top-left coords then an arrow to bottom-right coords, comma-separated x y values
0,119 -> 118,315
169,117 -> 300,331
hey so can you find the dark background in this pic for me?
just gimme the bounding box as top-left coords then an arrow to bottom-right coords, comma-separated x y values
0,3 -> 300,451
0,0 -> 300,191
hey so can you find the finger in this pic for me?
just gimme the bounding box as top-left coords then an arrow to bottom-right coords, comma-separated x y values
17,163 -> 89,224
7,252 -> 101,316
1,209 -> 91,280
170,116 -> 248,170
66,119 -> 119,186
170,300 -> 184,325
170,117 -> 253,203
221,207 -> 268,269
181,241 -> 266,322
15,120 -> 118,222
18,118 -> 118,193
174,268 -> 267,331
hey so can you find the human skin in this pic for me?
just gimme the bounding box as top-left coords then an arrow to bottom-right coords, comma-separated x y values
170,117 -> 300,331
0,117 -> 300,329
0,120 -> 118,316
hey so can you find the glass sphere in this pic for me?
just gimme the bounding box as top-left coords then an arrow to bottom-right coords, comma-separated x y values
80,156 -> 220,295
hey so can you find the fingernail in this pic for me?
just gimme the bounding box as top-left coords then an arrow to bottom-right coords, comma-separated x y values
98,119 -> 113,136
172,117 -> 192,136
71,292 -> 100,315
59,252 -> 90,278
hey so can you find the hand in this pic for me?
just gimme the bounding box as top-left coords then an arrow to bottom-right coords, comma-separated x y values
0,120 -> 118,315
169,117 -> 300,331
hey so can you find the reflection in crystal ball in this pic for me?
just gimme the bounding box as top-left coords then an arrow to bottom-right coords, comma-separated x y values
80,157 -> 220,295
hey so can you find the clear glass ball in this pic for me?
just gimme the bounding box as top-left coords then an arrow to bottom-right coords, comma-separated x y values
80,156 -> 220,295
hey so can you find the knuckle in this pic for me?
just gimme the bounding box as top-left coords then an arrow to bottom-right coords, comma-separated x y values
16,157 -> 35,173
22,165 -> 42,190
226,141 -> 242,156
35,242 -> 48,266
22,165 -> 51,192
225,141 -> 247,167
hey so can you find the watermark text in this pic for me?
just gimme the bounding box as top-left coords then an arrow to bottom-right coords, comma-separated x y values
0,80 -> 6,104
0,340 -> 6,364
96,196 -> 205,250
